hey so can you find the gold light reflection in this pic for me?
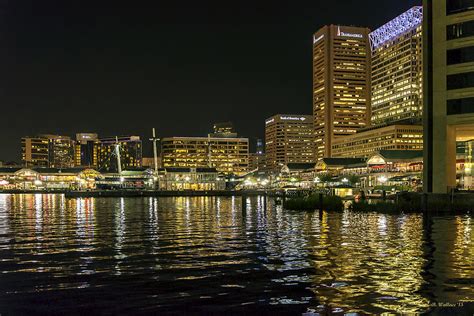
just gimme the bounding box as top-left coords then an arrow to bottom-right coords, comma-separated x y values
309,212 -> 430,313
0,195 -> 471,315
113,197 -> 126,275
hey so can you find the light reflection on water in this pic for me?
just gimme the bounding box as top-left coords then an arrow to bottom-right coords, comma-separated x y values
0,194 -> 472,314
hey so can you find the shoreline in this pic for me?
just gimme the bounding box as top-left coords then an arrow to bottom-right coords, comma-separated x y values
0,189 -> 274,198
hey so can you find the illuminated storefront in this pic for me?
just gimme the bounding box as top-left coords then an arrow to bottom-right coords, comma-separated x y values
0,168 -> 102,190
157,167 -> 225,191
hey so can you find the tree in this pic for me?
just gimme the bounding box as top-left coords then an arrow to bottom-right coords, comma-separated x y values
319,173 -> 333,184
347,175 -> 360,186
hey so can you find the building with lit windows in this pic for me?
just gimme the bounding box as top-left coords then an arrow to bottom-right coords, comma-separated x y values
44,135 -> 75,168
424,0 -> 474,192
313,25 -> 371,158
98,136 -> 142,172
370,6 -> 423,126
265,114 -> 314,171
161,136 -> 249,175
21,137 -> 49,167
22,135 -> 75,168
331,123 -> 423,158
74,133 -> 99,168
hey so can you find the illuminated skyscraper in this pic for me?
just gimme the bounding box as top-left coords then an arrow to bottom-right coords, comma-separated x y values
265,114 -> 314,171
313,25 -> 371,159
370,6 -> 423,126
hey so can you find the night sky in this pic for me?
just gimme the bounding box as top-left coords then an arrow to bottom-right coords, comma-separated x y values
0,0 -> 421,161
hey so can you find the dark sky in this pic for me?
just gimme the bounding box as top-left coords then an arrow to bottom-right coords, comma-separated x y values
0,0 -> 422,161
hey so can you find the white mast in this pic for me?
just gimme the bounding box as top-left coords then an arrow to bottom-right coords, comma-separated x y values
150,128 -> 159,175
115,136 -> 122,175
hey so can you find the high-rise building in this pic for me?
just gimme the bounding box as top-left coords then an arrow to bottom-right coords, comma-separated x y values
313,25 -> 371,159
370,7 -> 423,126
74,133 -> 99,168
265,114 -> 314,171
424,0 -> 474,192
22,135 -> 75,168
161,136 -> 249,175
21,137 -> 49,167
98,136 -> 142,172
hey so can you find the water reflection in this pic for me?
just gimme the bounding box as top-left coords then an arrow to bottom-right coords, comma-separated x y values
0,194 -> 472,314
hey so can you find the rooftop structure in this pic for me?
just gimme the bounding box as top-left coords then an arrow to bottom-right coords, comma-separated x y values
369,6 -> 423,51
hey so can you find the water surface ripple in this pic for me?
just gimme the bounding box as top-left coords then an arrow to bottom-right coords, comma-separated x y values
0,194 -> 472,314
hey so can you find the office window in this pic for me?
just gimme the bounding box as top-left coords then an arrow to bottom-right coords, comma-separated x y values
447,20 -> 474,40
447,0 -> 474,15
447,46 -> 474,65
447,97 -> 474,115
447,72 -> 474,90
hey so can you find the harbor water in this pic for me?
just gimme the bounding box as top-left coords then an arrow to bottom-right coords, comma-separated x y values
0,194 -> 472,314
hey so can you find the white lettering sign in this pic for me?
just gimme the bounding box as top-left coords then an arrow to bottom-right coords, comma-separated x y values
313,34 -> 324,44
337,26 -> 363,39
280,116 -> 307,121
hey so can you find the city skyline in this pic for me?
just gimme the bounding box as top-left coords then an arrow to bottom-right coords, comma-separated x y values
0,0 -> 421,161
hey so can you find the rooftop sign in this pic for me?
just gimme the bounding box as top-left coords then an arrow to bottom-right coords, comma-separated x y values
280,116 -> 307,121
337,26 -> 363,39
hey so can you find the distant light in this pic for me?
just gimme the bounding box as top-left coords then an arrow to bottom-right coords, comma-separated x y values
314,177 -> 320,183
378,176 -> 388,184
342,178 -> 349,183
34,180 -> 42,186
